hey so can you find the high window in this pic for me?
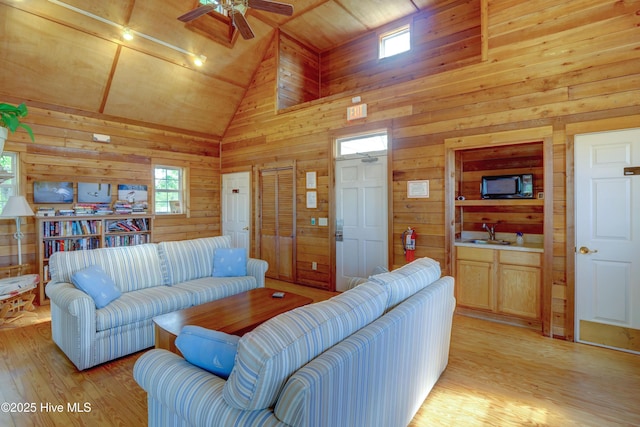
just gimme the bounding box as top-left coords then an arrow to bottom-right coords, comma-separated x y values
337,131 -> 388,157
379,25 -> 411,59
154,166 -> 184,214
0,152 -> 18,211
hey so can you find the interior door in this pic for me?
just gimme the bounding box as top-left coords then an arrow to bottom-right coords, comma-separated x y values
575,128 -> 640,353
222,172 -> 251,254
335,156 -> 388,291
260,168 -> 294,282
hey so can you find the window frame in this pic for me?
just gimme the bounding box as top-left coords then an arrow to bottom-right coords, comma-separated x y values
153,165 -> 187,216
378,24 -> 411,59
336,131 -> 389,160
0,151 -> 19,212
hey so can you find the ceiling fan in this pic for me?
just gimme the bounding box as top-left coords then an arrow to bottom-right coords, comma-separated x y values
178,0 -> 294,40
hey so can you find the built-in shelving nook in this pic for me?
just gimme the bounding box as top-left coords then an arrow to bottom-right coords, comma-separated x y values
445,127 -> 554,337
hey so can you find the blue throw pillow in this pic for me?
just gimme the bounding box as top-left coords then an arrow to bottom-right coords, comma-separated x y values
70,265 -> 121,309
175,325 -> 240,379
212,248 -> 247,277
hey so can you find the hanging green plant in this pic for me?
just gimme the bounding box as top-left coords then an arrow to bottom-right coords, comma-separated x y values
0,102 -> 35,142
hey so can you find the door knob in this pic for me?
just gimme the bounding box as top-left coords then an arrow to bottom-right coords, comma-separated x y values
243,226 -> 249,230
578,246 -> 598,254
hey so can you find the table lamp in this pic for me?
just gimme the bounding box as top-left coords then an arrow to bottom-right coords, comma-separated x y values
1,196 -> 35,265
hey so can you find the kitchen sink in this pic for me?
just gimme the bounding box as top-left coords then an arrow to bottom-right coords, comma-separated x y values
465,239 -> 511,245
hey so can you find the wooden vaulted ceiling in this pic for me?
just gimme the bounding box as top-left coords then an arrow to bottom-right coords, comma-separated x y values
0,0 -> 448,137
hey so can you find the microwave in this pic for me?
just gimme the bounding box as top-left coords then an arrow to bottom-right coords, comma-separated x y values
481,174 -> 533,199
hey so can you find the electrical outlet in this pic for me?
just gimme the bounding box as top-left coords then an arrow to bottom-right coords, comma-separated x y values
312,262 -> 317,270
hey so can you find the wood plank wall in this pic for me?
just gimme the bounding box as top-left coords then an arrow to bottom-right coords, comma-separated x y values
222,0 -> 640,339
0,107 -> 221,272
278,32 -> 321,110
320,0 -> 482,97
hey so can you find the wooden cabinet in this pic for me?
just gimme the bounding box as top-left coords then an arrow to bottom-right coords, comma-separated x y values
36,215 -> 154,304
456,247 -> 494,310
456,246 -> 542,324
497,251 -> 541,319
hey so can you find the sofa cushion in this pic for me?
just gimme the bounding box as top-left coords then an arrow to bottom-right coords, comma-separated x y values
158,236 -> 231,285
95,285 -> 192,332
368,257 -> 441,309
172,276 -> 257,306
212,248 -> 247,277
71,264 -> 121,308
222,281 -> 388,410
49,243 -> 164,293
175,325 -> 240,379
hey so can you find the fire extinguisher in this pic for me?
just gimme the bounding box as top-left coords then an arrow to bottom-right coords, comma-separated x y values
401,227 -> 417,262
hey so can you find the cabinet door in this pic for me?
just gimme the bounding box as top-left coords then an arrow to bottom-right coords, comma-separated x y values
259,168 -> 294,282
456,260 -> 493,310
498,264 -> 541,319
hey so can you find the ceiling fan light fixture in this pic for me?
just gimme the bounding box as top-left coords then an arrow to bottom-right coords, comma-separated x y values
235,4 -> 248,15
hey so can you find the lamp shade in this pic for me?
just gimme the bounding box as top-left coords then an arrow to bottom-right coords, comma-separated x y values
1,196 -> 35,217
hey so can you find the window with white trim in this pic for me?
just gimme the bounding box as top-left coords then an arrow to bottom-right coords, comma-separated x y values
337,132 -> 388,157
379,25 -> 411,59
154,166 -> 184,214
0,152 -> 18,212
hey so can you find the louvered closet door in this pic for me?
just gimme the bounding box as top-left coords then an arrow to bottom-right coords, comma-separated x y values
260,168 -> 294,282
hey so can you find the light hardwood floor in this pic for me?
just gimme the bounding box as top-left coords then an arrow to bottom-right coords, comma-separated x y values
1,281 -> 638,427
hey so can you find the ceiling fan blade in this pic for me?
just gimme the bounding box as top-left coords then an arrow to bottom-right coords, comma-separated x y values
248,0 -> 293,16
232,10 -> 255,40
178,3 -> 218,22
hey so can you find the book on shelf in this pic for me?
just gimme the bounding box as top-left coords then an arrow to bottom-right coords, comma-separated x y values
72,203 -> 113,215
43,237 -> 101,258
105,233 -> 149,247
41,219 -> 102,237
36,207 -> 56,217
107,218 -> 149,232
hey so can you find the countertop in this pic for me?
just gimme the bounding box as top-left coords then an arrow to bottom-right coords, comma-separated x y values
455,232 -> 544,253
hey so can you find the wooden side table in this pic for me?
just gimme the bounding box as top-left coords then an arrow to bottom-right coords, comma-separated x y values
0,265 -> 38,326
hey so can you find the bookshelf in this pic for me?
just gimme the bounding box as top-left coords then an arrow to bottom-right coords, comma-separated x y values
36,214 -> 154,305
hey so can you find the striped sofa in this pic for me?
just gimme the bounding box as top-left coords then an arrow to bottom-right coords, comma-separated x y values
46,235 -> 268,371
134,257 -> 455,427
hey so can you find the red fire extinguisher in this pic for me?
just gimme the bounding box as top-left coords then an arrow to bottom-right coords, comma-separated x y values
401,227 -> 417,262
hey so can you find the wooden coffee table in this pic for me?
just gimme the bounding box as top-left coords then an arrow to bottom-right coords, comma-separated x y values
153,288 -> 313,355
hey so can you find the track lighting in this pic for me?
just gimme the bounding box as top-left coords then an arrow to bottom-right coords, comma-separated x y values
48,0 -> 207,69
193,55 -> 207,67
122,27 -> 134,41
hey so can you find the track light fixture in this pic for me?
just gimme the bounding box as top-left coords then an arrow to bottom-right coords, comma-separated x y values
193,55 -> 207,67
48,0 -> 206,69
122,27 -> 134,41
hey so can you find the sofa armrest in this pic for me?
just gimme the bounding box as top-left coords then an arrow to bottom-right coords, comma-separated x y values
134,349 -> 282,426
46,281 -> 99,370
45,281 -> 95,318
247,258 -> 268,288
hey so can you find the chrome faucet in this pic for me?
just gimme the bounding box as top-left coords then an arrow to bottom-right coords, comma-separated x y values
482,223 -> 496,241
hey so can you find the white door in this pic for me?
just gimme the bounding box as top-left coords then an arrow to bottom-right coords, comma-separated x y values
575,128 -> 640,353
222,172 -> 251,254
335,156 -> 388,291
